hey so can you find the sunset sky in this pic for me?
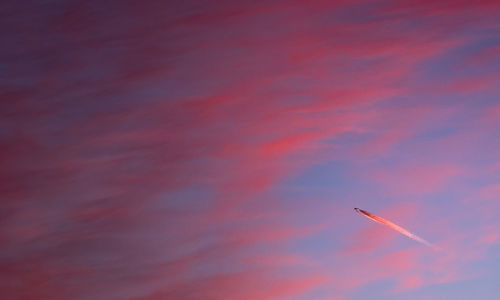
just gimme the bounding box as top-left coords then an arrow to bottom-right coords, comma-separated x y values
1,1 -> 500,299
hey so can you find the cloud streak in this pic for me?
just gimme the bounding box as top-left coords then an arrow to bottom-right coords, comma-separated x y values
1,0 -> 500,299
355,208 -> 437,249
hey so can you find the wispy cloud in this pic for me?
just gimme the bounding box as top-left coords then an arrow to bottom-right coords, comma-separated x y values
1,0 -> 500,299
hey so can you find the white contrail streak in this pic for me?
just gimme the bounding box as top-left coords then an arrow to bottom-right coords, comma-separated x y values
354,208 -> 438,250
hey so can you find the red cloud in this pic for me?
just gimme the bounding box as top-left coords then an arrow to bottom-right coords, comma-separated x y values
2,0 -> 500,299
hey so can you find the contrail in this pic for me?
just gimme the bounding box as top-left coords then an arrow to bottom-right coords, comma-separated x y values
354,208 -> 438,250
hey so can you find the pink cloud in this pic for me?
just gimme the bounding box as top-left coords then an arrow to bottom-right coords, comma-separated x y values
466,45 -> 500,66
342,224 -> 398,254
393,275 -> 423,292
2,0 -> 500,299
370,163 -> 463,196
479,183 -> 500,200
374,248 -> 421,273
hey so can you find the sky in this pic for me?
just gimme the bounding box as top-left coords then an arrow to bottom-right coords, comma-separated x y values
1,0 -> 500,299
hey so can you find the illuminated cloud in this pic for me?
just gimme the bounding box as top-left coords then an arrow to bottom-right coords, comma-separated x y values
1,0 -> 500,299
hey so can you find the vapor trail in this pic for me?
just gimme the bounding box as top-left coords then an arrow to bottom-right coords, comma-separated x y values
354,208 -> 438,250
